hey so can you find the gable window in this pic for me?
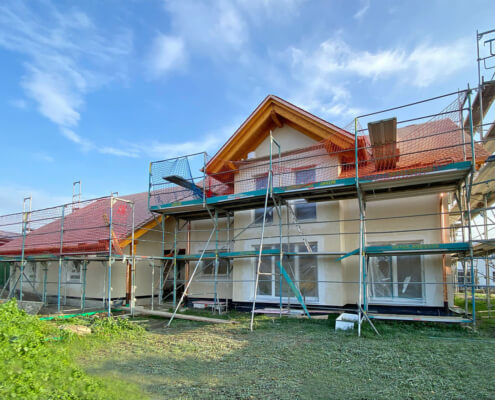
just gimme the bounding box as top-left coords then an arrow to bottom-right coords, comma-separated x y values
293,168 -> 317,220
256,242 -> 318,300
369,245 -> 424,302
254,175 -> 273,224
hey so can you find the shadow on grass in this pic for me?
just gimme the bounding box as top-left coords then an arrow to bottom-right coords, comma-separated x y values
78,315 -> 495,400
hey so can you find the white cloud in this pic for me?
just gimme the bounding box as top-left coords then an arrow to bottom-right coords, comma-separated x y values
164,0 -> 248,56
98,146 -> 139,158
284,36 -> 472,120
133,122 -> 238,160
161,0 -> 304,62
0,2 -> 133,155
22,67 -> 81,127
354,0 -> 370,20
148,34 -> 186,77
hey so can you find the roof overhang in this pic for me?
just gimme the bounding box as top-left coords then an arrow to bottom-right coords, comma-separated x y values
205,95 -> 355,176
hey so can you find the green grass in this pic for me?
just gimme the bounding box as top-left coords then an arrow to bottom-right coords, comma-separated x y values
3,300 -> 495,399
74,312 -> 495,400
454,293 -> 495,331
0,299 -> 146,399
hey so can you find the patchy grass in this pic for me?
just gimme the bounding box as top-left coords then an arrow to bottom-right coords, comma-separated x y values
3,300 -> 494,399
0,299 -> 146,399
75,312 -> 495,400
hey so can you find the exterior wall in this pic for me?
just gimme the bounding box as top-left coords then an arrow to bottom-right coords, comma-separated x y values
341,194 -> 447,308
15,125 -> 452,311
18,227 -> 166,305
187,217 -> 233,300
255,125 -> 317,158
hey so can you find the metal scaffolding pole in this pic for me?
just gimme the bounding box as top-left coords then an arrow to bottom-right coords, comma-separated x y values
159,216 -> 165,305
107,196 -> 114,317
42,263 -> 48,305
214,209 -> 219,312
57,205 -> 65,312
250,132 -> 280,331
466,89 -> 477,325
173,218 -> 178,308
151,260 -> 155,310
81,260 -> 87,310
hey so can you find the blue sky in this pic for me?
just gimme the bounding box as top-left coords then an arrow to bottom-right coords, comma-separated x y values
0,0 -> 494,214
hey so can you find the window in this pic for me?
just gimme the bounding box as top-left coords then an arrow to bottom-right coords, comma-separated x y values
457,269 -> 472,286
294,169 -> 317,220
200,256 -> 230,276
295,168 -> 316,186
369,249 -> 424,301
256,242 -> 318,299
67,261 -> 82,283
293,200 -> 316,220
254,175 -> 273,224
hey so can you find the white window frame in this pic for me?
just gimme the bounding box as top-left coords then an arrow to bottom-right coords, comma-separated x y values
368,241 -> 426,305
254,242 -> 319,303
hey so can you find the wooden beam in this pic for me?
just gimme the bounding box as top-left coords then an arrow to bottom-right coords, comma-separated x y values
270,108 -> 283,128
120,306 -> 237,324
119,215 -> 166,249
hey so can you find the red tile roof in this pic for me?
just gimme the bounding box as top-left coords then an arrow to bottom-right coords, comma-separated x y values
0,192 -> 156,256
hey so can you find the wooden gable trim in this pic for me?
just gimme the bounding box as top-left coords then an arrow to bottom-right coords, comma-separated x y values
206,95 -> 355,174
119,215 -> 167,249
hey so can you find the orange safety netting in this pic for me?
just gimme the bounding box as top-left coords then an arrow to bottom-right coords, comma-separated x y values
148,96 -> 490,208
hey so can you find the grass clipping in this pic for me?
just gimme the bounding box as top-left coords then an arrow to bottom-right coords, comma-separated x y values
0,299 -> 145,399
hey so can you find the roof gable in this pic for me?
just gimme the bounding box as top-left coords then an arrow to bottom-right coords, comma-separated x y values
205,95 -> 355,175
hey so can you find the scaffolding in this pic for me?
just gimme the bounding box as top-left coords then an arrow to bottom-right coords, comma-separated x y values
0,85 -> 492,334
0,195 -> 137,316
146,84 -> 492,334
1,34 -> 494,334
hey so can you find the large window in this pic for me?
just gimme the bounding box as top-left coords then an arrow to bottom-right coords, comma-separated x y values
257,242 -> 318,300
369,249 -> 424,301
254,175 -> 273,224
293,168 -> 316,220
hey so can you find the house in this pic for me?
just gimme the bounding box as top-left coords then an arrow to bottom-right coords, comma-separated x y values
1,93 -> 489,318
0,230 -> 19,291
149,94 -> 489,316
0,193 -> 168,308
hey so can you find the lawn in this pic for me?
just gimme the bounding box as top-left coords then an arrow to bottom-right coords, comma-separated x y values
2,300 -> 495,399
75,312 -> 495,400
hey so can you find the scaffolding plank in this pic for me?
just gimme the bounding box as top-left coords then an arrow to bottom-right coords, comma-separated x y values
368,314 -> 472,323
365,242 -> 469,255
150,161 -> 471,217
163,175 -> 204,198
465,81 -> 495,132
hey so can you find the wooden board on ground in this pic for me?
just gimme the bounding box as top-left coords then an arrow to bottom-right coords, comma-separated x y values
118,306 -> 237,324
